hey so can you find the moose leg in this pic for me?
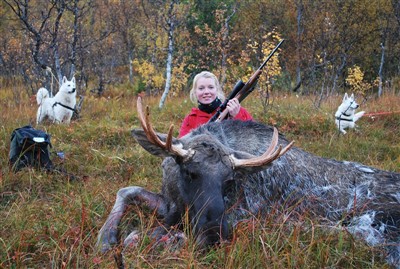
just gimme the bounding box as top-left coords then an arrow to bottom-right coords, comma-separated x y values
97,186 -> 168,253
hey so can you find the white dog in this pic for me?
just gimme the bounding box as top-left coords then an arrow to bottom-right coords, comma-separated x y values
335,93 -> 365,134
36,76 -> 77,124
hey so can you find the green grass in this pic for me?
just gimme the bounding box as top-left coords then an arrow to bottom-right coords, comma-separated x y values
0,86 -> 399,268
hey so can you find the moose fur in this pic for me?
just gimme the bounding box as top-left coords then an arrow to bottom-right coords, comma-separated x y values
98,100 -> 400,268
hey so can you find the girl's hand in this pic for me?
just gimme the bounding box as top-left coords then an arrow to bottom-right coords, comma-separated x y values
226,98 -> 240,118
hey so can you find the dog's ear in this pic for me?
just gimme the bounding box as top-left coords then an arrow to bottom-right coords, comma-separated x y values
63,76 -> 67,83
72,77 -> 76,84
350,93 -> 354,100
343,93 -> 348,101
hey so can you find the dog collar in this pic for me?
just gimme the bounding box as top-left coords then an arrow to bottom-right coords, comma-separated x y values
340,112 -> 352,117
336,116 -> 353,122
52,102 -> 77,113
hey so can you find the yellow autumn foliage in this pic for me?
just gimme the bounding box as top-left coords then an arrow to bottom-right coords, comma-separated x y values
170,59 -> 190,96
346,65 -> 374,96
231,31 -> 283,83
132,59 -> 164,90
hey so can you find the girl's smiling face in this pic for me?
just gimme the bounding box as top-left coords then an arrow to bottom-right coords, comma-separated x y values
195,77 -> 217,105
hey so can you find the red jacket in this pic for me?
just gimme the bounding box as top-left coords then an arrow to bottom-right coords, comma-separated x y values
178,107 -> 253,137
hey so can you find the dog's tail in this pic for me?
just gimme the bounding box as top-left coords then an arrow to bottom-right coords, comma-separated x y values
36,87 -> 50,105
353,111 -> 365,122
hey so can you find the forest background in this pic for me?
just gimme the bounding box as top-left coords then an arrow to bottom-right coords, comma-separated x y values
1,0 -> 400,105
1,0 -> 400,268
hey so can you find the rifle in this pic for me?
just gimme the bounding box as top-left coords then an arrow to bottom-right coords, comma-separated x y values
208,39 -> 285,123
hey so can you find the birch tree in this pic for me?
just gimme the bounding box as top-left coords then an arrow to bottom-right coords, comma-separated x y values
295,0 -> 303,92
159,0 -> 178,109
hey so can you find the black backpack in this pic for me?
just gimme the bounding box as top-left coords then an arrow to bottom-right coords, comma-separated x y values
9,125 -> 53,172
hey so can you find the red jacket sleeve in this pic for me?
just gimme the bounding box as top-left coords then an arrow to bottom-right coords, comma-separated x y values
179,115 -> 193,137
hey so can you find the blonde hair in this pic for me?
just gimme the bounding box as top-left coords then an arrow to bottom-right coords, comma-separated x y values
189,71 -> 225,103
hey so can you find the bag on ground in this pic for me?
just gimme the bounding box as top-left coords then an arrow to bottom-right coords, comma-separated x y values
9,125 -> 53,172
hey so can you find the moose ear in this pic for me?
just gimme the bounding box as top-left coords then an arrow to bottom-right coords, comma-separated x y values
131,129 -> 182,158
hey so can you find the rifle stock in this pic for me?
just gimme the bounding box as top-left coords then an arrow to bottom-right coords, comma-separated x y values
211,39 -> 284,123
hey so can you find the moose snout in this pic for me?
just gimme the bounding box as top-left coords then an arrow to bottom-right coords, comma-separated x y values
192,198 -> 228,246
194,217 -> 228,247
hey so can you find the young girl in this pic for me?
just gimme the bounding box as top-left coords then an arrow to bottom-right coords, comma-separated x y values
179,71 -> 253,137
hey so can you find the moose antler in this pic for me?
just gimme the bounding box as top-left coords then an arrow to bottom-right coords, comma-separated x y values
137,97 -> 191,158
230,127 -> 294,168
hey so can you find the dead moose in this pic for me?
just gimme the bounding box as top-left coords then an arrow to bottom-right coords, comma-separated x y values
98,97 -> 400,268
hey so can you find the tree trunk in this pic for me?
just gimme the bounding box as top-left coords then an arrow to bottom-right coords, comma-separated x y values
159,24 -> 174,108
220,9 -> 235,88
159,1 -> 176,109
52,2 -> 65,91
331,54 -> 347,95
295,0 -> 303,92
378,41 -> 385,97
129,49 -> 134,84
53,49 -> 62,95
70,0 -> 80,79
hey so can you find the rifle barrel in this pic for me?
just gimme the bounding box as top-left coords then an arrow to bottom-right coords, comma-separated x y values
259,39 -> 285,70
213,39 -> 285,123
